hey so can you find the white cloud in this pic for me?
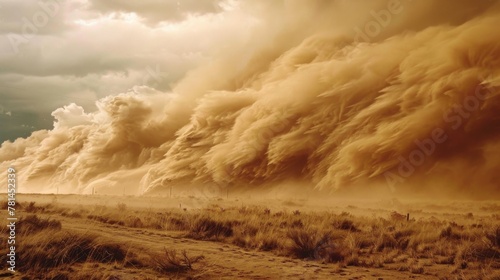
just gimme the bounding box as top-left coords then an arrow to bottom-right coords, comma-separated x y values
88,0 -> 224,25
0,0 -> 260,142
51,103 -> 93,129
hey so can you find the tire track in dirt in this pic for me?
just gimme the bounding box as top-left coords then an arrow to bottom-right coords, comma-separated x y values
56,216 -> 436,279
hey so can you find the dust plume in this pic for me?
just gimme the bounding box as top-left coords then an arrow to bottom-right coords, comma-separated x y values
1,0 -> 500,198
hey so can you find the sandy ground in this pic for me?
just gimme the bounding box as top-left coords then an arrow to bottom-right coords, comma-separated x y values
58,215 -> 433,280
5,193 -> 500,279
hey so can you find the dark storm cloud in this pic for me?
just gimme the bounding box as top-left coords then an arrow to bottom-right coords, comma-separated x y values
0,110 -> 49,143
0,50 -> 131,77
0,0 -> 259,143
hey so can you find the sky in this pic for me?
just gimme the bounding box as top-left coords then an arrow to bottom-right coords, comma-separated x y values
0,0 -> 499,197
0,0 -> 259,143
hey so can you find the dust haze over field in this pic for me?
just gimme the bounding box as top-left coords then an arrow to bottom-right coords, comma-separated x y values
1,0 -> 500,197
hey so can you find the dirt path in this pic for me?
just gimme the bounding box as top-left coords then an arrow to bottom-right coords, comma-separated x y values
56,216 -> 435,280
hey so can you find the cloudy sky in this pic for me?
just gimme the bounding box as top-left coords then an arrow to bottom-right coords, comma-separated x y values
0,0 -> 260,143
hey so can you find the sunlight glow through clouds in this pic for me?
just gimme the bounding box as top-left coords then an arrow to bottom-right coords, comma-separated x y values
74,12 -> 141,26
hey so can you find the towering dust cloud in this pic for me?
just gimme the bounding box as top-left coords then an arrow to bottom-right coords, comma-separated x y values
1,0 -> 500,197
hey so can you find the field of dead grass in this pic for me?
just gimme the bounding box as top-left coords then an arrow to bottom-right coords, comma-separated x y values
1,195 -> 500,279
0,202 -> 206,279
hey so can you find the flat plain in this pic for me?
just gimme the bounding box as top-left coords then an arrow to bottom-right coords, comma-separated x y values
1,193 -> 499,280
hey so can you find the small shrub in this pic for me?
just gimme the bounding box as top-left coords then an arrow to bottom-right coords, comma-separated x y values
91,242 -> 126,263
440,226 -> 462,240
12,231 -> 126,273
487,226 -> 500,247
1,200 -> 22,210
25,202 -> 38,213
340,212 -> 351,217
125,216 -> 144,228
151,249 -> 204,273
376,233 -> 398,252
17,215 -> 62,235
463,242 -> 500,261
259,238 -> 280,251
390,211 -> 407,221
189,217 -> 233,240
241,225 -> 259,236
168,217 -> 188,230
291,219 -> 304,229
272,211 -> 284,217
287,229 -> 347,262
334,219 -> 359,232
232,235 -> 250,248
287,229 -> 323,259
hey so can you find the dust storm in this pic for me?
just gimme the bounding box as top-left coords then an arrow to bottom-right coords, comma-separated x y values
1,0 -> 500,198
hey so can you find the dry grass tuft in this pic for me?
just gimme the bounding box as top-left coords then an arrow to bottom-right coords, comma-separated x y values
188,216 -> 234,240
19,231 -> 126,272
151,248 -> 204,273
17,214 -> 62,234
1,216 -> 127,277
287,229 -> 347,262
